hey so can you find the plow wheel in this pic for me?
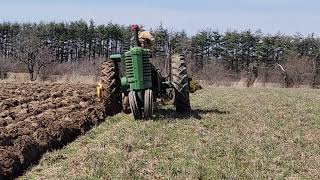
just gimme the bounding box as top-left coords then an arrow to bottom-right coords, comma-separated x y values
171,54 -> 191,112
144,89 -> 153,119
100,60 -> 122,115
129,91 -> 142,120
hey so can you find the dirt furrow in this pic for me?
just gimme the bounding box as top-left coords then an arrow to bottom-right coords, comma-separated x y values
0,82 -> 106,179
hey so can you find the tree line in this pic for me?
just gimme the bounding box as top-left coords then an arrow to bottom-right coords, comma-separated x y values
0,20 -> 132,62
1,20 -> 320,86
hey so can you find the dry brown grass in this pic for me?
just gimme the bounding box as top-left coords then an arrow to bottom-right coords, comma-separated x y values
6,72 -> 30,82
1,72 -> 97,84
50,74 -> 97,84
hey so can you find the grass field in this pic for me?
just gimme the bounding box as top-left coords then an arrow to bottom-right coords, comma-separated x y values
21,87 -> 320,179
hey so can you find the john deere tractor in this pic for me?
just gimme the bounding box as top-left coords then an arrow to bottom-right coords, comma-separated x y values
98,25 -> 191,119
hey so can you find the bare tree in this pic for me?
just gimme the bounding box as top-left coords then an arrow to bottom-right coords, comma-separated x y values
12,31 -> 54,81
0,57 -> 8,79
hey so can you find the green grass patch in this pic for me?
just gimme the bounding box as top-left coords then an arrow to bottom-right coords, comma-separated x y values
22,87 -> 320,179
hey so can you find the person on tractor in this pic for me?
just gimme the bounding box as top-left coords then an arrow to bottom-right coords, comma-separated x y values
138,31 -> 155,49
130,24 -> 155,50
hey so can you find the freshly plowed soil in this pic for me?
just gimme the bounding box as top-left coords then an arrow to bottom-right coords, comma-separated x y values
0,82 -> 105,179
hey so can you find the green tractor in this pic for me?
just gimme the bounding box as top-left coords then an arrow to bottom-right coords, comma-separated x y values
98,25 -> 191,119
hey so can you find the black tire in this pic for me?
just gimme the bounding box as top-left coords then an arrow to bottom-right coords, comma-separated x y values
171,54 -> 191,112
129,91 -> 142,120
100,60 -> 122,115
144,89 -> 153,119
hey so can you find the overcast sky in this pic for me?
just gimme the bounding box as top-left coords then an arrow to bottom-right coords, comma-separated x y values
0,0 -> 319,35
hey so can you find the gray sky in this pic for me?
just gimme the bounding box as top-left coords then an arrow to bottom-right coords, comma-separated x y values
0,0 -> 319,35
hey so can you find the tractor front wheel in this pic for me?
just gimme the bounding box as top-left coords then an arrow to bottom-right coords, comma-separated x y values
171,54 -> 191,112
100,60 -> 122,115
129,91 -> 142,119
144,89 -> 153,119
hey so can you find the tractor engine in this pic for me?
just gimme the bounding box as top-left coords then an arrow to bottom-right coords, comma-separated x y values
121,47 -> 152,100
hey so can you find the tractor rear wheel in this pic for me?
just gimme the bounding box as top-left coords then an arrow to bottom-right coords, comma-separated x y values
100,60 -> 122,115
171,54 -> 191,112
